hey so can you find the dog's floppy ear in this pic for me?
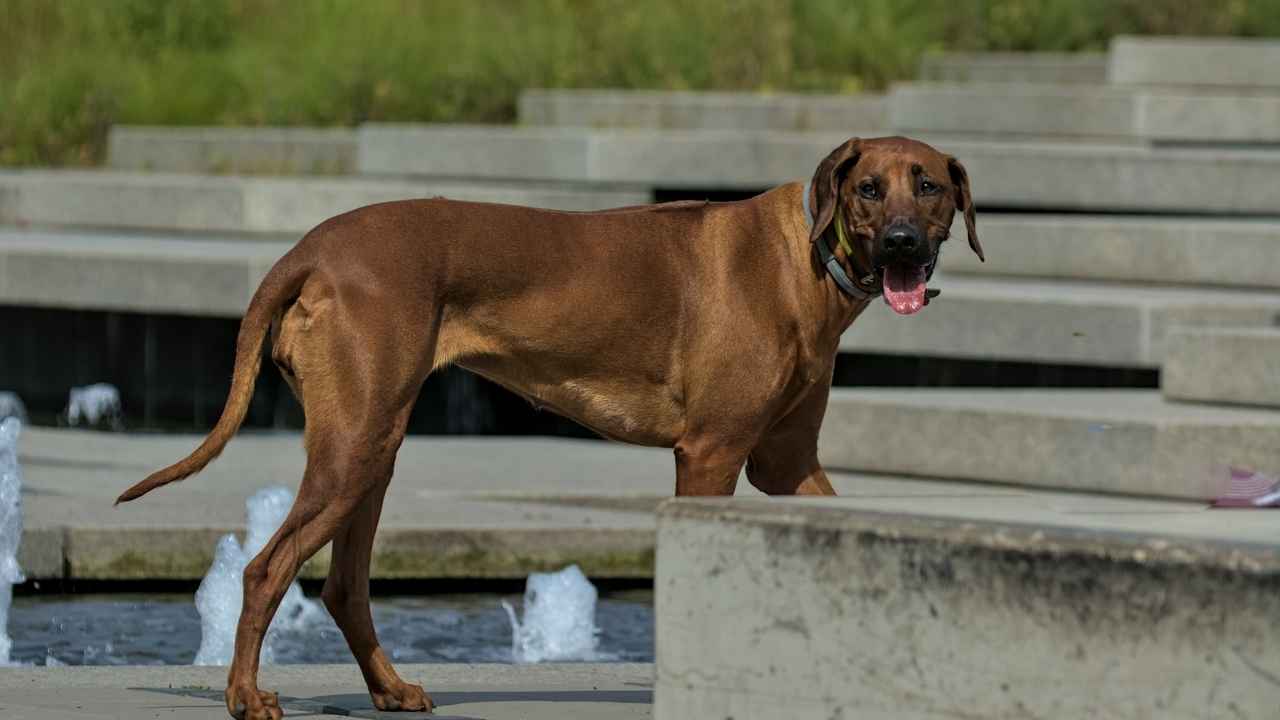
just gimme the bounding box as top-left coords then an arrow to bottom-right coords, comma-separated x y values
947,155 -> 984,262
808,138 -> 862,246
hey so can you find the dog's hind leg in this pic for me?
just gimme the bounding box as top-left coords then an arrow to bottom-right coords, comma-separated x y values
223,433 -> 375,720
224,290 -> 434,720
321,425 -> 432,712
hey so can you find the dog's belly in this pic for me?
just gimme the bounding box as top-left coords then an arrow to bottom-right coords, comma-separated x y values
461,360 -> 684,447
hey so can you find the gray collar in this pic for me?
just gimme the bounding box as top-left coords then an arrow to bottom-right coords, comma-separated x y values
801,178 -> 875,301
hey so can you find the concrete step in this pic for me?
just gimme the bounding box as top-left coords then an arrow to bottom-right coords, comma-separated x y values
518,89 -> 886,131
889,82 -> 1280,143
1162,326 -> 1280,408
843,274 -> 1280,367
1110,35 -> 1280,89
0,169 -> 649,235
889,82 -> 1138,139
945,214 -> 1280,289
18,425 -> 1055,581
108,125 -> 357,175
656,496 -> 1280,720
0,228 -> 288,316
6,229 -> 1279,360
918,50 -> 1108,84
819,387 -> 1280,499
358,125 -> 1280,213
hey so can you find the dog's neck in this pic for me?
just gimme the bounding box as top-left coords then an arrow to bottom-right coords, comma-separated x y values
795,182 -> 874,336
801,180 -> 877,303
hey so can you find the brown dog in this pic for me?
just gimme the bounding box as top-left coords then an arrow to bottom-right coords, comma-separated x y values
117,136 -> 981,719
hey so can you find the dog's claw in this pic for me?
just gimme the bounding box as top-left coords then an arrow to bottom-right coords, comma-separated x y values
227,687 -> 284,720
372,682 -> 434,713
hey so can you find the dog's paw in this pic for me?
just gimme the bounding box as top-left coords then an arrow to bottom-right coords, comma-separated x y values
372,681 -> 434,712
226,685 -> 282,720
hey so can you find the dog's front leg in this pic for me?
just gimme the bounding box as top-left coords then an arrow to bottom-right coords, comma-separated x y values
745,387 -> 837,496
673,441 -> 750,496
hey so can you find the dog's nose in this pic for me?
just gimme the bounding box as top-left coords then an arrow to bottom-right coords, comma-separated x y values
883,228 -> 919,254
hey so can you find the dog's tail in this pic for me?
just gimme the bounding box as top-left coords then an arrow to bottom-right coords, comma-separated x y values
115,249 -> 313,505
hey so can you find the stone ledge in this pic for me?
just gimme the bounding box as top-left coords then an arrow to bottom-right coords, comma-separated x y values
821,388 -> 1280,499
1162,327 -> 1280,408
655,497 -> 1280,720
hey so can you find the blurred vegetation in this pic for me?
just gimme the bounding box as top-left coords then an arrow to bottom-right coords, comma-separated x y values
2,0 -> 1279,166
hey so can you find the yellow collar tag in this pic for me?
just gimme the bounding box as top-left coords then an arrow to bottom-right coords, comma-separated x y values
833,208 -> 856,258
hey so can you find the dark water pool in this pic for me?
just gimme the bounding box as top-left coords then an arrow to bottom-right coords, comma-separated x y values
8,591 -> 653,666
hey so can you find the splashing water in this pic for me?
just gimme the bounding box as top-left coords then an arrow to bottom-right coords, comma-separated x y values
501,565 -> 603,663
0,418 -> 25,666
0,393 -> 26,424
193,487 -> 325,666
65,383 -> 124,430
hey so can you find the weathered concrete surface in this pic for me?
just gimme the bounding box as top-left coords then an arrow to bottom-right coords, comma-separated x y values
944,215 -> 1280,288
655,498 -> 1280,720
918,51 -> 1107,84
821,388 -> 1280,498
1162,327 -> 1280,408
1110,35 -> 1280,89
518,89 -> 885,131
0,228 -> 286,316
18,429 -> 674,581
22,427 -> 1271,581
0,170 -> 649,234
890,82 -> 1280,143
9,230 -> 1277,362
108,126 -> 357,175
0,662 -> 654,719
843,273 -> 1280,367
889,82 -> 1138,138
1137,92 -> 1280,144
357,126 -> 1280,213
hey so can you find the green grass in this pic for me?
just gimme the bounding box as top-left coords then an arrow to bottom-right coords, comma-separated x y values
2,0 -> 1279,166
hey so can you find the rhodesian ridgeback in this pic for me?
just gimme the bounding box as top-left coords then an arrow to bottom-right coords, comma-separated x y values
117,136 -> 982,719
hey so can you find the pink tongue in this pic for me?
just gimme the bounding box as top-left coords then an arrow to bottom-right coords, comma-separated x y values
883,264 -> 927,315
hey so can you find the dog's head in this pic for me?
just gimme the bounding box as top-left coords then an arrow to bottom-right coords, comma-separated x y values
807,137 -> 982,315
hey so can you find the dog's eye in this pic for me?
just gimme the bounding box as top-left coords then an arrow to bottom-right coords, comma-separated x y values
920,180 -> 939,195
858,181 -> 878,200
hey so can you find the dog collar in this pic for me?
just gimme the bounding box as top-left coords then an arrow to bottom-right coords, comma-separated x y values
802,182 -> 877,301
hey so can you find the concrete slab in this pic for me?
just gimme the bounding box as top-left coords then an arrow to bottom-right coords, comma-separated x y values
889,82 -> 1138,138
951,140 -> 1280,213
0,662 -> 654,719
1162,326 -> 1280,408
889,82 -> 1280,144
918,51 -> 1108,84
1110,35 -> 1280,89
108,126 -> 357,175
21,426 -> 1262,581
944,214 -> 1280,289
518,89 -> 885,131
820,387 -> 1280,498
1138,92 -> 1280,143
843,273 -> 1280,367
0,170 -> 650,235
357,125 -> 1280,212
17,430 -> 676,580
655,498 -> 1280,720
5,225 -> 1279,361
0,228 -> 286,316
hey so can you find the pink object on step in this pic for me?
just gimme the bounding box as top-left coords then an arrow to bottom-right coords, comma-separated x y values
1212,467 -> 1280,508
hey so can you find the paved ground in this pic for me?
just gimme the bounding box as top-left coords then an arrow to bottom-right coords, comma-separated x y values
16,427 -> 1277,581
0,663 -> 654,719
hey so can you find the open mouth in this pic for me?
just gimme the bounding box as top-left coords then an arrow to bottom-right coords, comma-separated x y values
881,262 -> 930,315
